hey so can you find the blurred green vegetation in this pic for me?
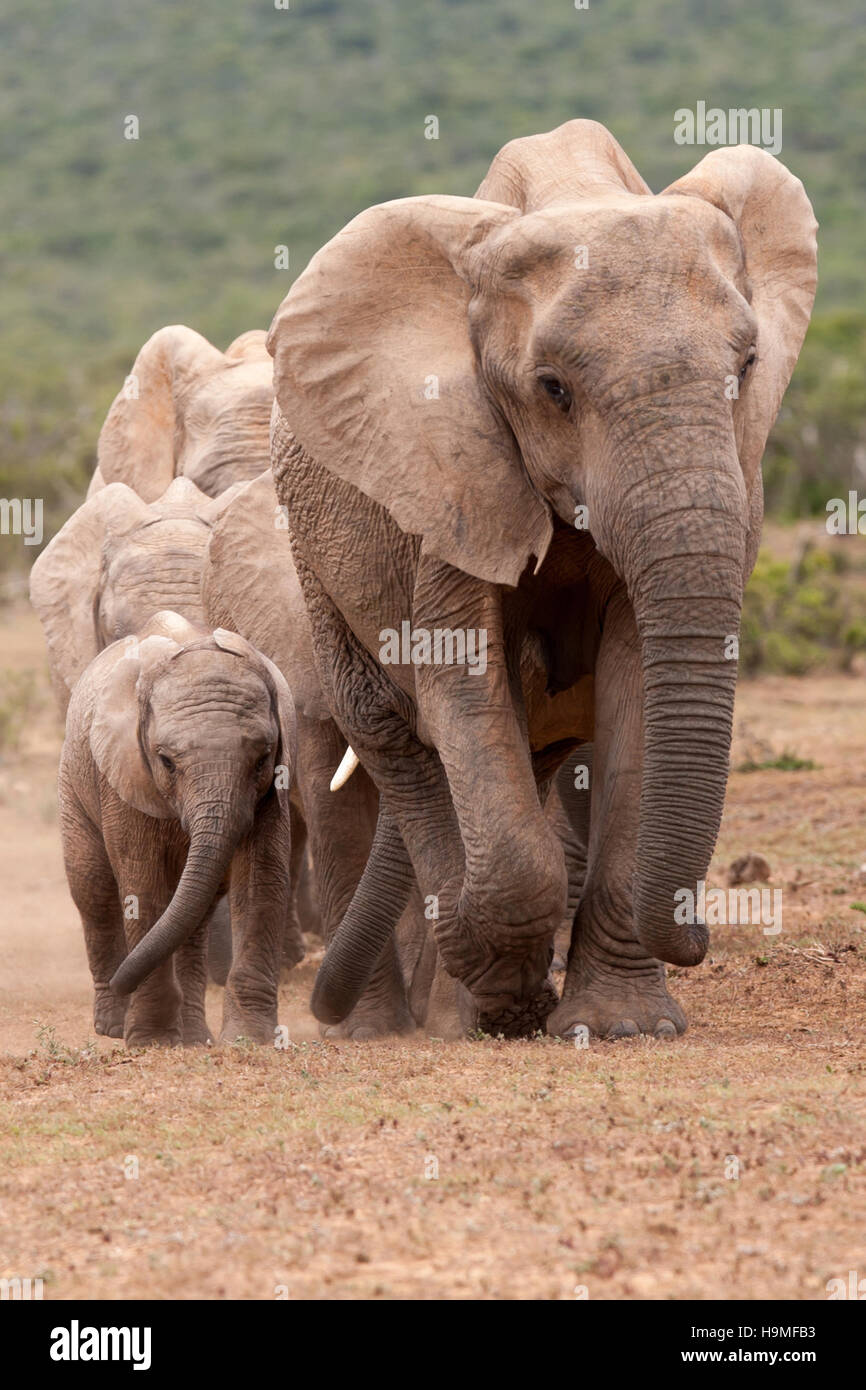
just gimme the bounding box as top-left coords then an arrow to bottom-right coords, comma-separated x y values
741,542 -> 866,674
0,0 -> 864,573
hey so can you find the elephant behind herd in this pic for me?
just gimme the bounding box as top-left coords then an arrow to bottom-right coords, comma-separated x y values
29,120 -> 816,1047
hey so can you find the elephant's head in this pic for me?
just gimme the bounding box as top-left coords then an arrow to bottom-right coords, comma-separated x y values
93,325 -> 273,501
267,120 -> 816,970
84,612 -> 296,996
30,476 -> 241,709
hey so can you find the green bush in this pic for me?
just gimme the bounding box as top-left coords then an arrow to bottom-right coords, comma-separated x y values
741,543 -> 866,674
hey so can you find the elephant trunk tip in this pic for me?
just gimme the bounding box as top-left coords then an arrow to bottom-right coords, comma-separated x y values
637,919 -> 709,969
310,974 -> 353,1027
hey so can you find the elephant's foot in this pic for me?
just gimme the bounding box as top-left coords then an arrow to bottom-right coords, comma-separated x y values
477,977 -> 559,1039
181,1012 -> 214,1047
219,1002 -> 277,1046
123,982 -> 183,1047
321,998 -> 415,1041
547,959 -> 686,1040
220,966 -> 279,1045
93,985 -> 127,1039
321,947 -> 415,1040
124,1023 -> 183,1048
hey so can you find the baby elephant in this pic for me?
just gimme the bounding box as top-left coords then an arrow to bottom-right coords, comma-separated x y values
59,611 -> 296,1047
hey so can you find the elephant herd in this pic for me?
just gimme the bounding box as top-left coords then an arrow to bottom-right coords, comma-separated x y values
30,120 -> 817,1047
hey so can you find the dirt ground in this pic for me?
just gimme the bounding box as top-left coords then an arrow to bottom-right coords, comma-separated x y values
0,603 -> 863,1300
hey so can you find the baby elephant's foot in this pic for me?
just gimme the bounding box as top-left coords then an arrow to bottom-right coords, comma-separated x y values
220,968 -> 279,1045
547,965 -> 686,1041
93,986 -> 127,1039
123,1023 -> 183,1048
181,1013 -> 214,1047
321,998 -> 416,1041
219,1005 -> 277,1047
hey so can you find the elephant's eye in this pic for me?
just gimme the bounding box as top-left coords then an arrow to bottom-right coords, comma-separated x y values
738,346 -> 757,383
158,754 -> 176,773
539,374 -> 572,412
255,752 -> 271,774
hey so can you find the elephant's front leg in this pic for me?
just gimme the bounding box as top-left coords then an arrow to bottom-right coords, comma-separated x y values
220,795 -> 289,1045
547,594 -> 687,1040
59,787 -> 128,1040
412,559 -> 566,1033
175,912 -> 214,1046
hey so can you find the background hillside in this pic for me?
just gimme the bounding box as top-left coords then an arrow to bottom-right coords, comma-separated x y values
1,0 -> 864,565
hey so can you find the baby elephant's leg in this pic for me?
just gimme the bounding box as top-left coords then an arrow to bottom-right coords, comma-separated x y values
176,911 -> 214,1046
61,801 -> 128,1040
220,794 -> 290,1045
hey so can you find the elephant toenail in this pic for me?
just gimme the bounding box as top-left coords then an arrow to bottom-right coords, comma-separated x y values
654,1018 -> 678,1039
607,1018 -> 640,1039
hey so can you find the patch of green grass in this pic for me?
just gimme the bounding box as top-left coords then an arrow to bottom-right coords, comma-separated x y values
736,750 -> 818,773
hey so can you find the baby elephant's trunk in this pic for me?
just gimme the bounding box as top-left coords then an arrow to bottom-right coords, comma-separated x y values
110,817 -> 237,997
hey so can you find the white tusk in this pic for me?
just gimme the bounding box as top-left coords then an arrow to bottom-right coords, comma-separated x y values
330,746 -> 360,792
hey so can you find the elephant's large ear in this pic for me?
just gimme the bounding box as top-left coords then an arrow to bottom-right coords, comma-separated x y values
267,195 -> 553,588
475,118 -> 651,208
212,628 -> 297,784
663,147 -> 818,484
97,326 -> 224,502
88,633 -> 179,818
29,483 -> 150,701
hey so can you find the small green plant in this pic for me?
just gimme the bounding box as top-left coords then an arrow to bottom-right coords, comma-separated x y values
737,749 -> 818,773
32,1021 -> 96,1064
741,544 -> 866,675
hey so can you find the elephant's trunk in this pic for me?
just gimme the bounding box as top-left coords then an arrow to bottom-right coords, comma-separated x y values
632,564 -> 743,965
110,790 -> 242,996
311,802 -> 414,1025
595,414 -> 747,968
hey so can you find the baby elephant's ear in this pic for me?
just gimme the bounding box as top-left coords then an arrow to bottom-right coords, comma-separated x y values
267,194 -> 553,588
212,628 -> 297,782
88,637 -> 177,819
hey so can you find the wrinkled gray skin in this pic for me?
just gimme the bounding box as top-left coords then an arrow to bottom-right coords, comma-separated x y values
203,473 -> 590,1035
267,121 -> 816,1039
59,614 -> 296,1047
201,470 -> 416,1037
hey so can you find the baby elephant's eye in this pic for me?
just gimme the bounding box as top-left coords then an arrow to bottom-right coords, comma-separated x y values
255,752 -> 271,774
539,375 -> 572,412
738,345 -> 757,383
159,754 -> 176,774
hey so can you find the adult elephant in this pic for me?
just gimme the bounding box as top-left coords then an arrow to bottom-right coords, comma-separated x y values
87,327 -> 272,500
266,121 -> 817,1040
